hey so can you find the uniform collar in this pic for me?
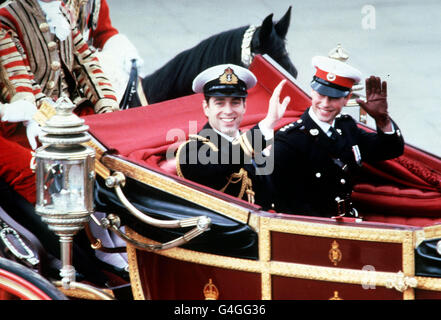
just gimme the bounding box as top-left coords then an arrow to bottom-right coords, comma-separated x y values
308,107 -> 336,135
202,122 -> 240,143
212,127 -> 240,142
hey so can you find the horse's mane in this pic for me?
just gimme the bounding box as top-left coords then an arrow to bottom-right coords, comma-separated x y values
142,26 -> 250,104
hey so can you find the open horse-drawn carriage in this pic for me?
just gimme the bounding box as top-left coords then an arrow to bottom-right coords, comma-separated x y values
3,53 -> 439,301
1,8 -> 441,300
78,54 -> 441,300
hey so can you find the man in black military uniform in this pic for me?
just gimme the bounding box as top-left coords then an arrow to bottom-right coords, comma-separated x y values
271,56 -> 405,217
176,64 -> 290,205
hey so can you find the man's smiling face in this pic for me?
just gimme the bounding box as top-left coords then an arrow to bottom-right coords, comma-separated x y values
203,96 -> 246,137
310,89 -> 351,124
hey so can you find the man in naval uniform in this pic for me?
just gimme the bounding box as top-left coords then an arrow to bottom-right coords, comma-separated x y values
271,56 -> 404,217
176,64 -> 290,206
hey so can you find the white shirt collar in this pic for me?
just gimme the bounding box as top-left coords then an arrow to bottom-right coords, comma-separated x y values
212,127 -> 240,143
308,107 -> 335,135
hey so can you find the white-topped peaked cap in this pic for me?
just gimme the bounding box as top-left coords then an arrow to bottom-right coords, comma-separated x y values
192,64 -> 257,98
311,56 -> 362,98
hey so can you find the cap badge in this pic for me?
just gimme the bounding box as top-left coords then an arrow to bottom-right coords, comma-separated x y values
219,68 -> 239,85
327,72 -> 336,81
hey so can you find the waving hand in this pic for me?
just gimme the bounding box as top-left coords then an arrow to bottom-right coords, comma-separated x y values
260,79 -> 291,132
356,76 -> 392,130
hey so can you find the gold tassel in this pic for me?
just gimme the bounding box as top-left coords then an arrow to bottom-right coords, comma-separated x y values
220,168 -> 255,204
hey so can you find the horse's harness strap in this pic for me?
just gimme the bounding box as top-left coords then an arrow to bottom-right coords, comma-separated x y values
0,217 -> 40,267
241,25 -> 257,67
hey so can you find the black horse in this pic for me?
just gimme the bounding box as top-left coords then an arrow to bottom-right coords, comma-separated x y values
125,7 -> 296,107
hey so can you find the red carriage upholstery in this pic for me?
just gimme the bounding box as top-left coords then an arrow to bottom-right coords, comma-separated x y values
84,55 -> 441,227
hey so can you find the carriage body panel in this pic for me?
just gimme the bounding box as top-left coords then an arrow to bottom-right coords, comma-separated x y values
92,151 -> 441,299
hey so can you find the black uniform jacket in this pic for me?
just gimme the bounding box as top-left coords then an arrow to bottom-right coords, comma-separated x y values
271,108 -> 405,217
176,122 -> 272,205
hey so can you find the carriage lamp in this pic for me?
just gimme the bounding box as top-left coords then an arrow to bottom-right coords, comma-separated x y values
34,96 -> 95,289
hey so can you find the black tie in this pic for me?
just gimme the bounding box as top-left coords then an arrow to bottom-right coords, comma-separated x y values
329,127 -> 339,141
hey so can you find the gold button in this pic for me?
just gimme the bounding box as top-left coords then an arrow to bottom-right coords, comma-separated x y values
51,61 -> 61,71
47,81 -> 55,89
39,23 -> 50,32
47,41 -> 57,51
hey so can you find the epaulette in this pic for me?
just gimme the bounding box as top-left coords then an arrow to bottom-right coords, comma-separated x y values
335,113 -> 353,122
278,119 -> 305,134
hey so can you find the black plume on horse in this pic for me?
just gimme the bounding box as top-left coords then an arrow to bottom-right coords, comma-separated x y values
135,7 -> 296,106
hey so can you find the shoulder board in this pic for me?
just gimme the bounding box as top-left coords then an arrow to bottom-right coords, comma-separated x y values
335,113 -> 354,122
278,119 -> 304,134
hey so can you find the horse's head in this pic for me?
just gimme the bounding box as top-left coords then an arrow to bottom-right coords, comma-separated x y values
252,7 -> 298,78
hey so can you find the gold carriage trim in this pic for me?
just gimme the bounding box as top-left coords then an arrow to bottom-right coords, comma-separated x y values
125,226 -> 418,300
258,216 -> 416,276
415,224 -> 441,247
203,279 -> 219,300
329,291 -> 343,300
124,217 -> 441,301
56,285 -> 115,300
328,240 -> 342,266
84,140 -> 110,178
126,242 -> 146,300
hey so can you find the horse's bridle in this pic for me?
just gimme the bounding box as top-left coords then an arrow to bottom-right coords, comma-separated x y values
241,25 -> 257,67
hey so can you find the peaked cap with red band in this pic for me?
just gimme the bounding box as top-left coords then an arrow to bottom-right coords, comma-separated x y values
311,56 -> 362,98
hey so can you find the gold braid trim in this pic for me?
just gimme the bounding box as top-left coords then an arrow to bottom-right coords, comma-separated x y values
220,168 -> 255,204
176,135 -> 255,203
175,140 -> 190,178
188,134 -> 219,151
237,132 -> 254,158
175,135 -> 219,177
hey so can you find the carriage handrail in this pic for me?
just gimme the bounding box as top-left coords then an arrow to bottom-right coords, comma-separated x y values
99,213 -> 209,251
101,171 -> 211,250
105,171 -> 212,229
